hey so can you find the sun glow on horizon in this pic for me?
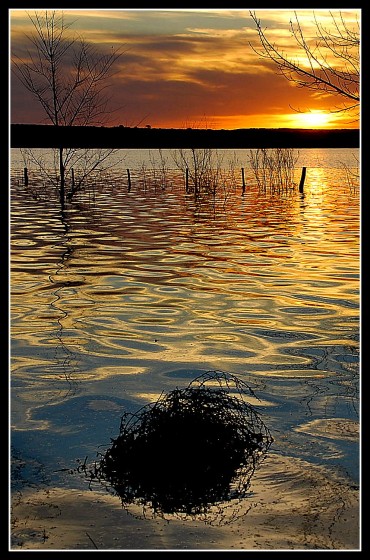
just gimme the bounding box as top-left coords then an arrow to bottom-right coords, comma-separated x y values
290,111 -> 334,128
10,9 -> 360,131
206,109 -> 355,130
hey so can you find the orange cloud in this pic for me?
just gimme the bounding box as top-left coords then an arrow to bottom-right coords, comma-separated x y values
9,9 -> 360,129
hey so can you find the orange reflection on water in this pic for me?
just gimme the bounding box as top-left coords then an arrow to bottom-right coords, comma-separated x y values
11,162 -> 359,434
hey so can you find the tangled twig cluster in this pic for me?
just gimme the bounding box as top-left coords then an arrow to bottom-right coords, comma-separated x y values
82,371 -> 273,521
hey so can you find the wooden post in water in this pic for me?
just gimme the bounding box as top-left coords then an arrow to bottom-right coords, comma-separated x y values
24,167 -> 28,186
241,167 -> 246,195
71,168 -> 75,188
185,167 -> 189,193
299,166 -> 306,193
127,169 -> 131,191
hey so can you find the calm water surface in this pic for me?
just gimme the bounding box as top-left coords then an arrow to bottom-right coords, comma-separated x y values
10,148 -> 360,495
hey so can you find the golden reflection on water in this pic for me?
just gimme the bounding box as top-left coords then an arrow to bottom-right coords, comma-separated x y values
10,158 -> 359,486
11,179 -> 359,368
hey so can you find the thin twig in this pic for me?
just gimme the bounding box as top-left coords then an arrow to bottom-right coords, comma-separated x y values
86,531 -> 99,549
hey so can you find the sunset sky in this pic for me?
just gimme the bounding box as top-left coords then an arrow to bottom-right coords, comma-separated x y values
9,8 -> 360,130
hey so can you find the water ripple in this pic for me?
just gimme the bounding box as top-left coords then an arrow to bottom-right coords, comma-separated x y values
10,149 -> 360,484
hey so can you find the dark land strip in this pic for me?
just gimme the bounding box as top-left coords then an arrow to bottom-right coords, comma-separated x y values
11,124 -> 359,149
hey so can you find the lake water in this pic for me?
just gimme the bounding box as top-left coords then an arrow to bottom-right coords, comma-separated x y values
10,147 -> 360,542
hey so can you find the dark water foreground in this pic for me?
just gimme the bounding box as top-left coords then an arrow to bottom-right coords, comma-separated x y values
10,153 -> 360,549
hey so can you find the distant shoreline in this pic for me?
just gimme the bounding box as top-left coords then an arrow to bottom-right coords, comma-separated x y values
10,124 -> 359,149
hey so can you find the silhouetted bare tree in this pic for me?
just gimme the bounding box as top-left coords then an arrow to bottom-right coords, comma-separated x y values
12,10 -> 123,205
250,10 -> 360,120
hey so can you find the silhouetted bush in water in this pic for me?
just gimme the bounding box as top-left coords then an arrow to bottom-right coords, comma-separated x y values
83,371 -> 273,520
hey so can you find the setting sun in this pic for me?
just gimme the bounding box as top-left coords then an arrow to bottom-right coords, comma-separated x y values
292,111 -> 333,128
10,9 -> 359,130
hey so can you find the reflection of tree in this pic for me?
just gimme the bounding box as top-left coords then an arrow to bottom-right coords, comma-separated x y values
275,340 -> 359,419
302,344 -> 359,418
47,208 -> 86,398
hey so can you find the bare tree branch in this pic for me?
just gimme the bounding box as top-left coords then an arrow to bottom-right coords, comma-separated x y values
11,10 -> 124,204
249,10 -> 360,118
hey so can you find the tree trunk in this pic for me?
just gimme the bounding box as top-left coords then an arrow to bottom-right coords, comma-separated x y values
59,146 -> 65,205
